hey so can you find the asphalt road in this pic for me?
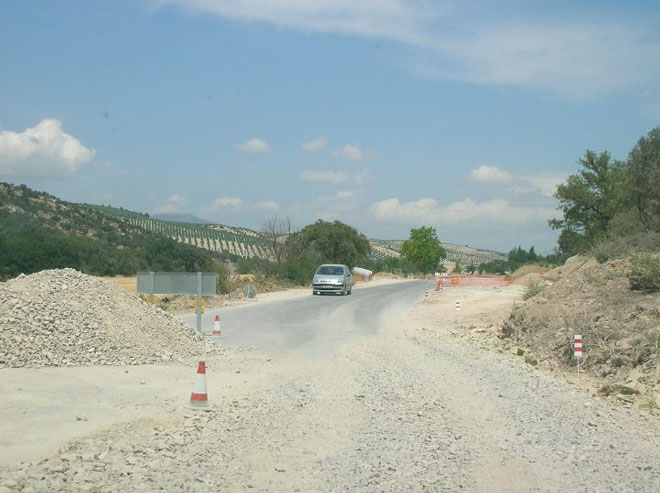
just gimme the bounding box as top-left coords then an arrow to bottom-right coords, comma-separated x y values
181,280 -> 428,357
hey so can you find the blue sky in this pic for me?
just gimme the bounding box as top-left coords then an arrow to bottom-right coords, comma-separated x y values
1,1 -> 659,252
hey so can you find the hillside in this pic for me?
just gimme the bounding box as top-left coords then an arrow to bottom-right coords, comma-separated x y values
502,255 -> 660,411
95,205 -> 270,259
150,213 -> 213,224
0,183 -> 215,279
370,239 -> 506,265
1,183 -> 149,242
1,183 -> 505,275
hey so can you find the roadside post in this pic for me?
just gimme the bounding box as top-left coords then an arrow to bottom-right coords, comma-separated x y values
573,334 -> 583,383
149,271 -> 155,305
196,272 -> 202,334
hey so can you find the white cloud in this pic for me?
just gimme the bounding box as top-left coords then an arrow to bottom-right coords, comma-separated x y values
158,0 -> 432,46
161,1 -> 660,98
469,165 -> 565,197
210,197 -> 244,210
352,169 -> 374,185
154,193 -> 188,213
439,23 -> 660,99
299,170 -> 347,184
520,173 -> 566,197
470,165 -> 512,184
301,137 -> 328,152
506,172 -> 567,197
256,200 -> 279,212
370,197 -> 555,227
237,138 -> 271,153
0,119 -> 96,179
335,190 -> 353,198
334,143 -> 368,161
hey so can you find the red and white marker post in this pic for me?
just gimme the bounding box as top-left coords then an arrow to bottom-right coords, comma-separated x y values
573,334 -> 583,382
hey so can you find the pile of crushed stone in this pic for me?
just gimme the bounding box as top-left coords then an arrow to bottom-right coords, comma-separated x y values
0,269 -> 211,368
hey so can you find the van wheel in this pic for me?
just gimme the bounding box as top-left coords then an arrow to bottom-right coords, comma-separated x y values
347,289 -> 352,295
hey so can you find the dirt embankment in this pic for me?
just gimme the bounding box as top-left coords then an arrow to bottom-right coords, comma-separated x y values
501,256 -> 660,411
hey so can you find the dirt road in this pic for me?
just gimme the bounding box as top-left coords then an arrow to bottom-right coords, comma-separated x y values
2,283 -> 660,491
181,279 -> 426,357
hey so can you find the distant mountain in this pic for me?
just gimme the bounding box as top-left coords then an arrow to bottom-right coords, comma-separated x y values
151,213 -> 213,224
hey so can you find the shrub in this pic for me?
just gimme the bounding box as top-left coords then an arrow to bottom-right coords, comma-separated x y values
214,261 -> 234,294
590,237 -> 618,264
628,255 -> 660,292
523,278 -> 546,300
589,232 -> 660,263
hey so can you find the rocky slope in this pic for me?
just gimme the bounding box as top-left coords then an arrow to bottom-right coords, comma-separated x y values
501,256 -> 660,410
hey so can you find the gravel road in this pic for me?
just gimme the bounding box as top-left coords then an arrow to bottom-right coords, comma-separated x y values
2,284 -> 659,492
181,280 -> 427,357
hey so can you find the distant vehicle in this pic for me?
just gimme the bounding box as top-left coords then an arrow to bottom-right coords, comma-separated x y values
312,264 -> 355,295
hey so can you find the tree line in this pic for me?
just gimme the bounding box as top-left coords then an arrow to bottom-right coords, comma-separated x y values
550,127 -> 660,260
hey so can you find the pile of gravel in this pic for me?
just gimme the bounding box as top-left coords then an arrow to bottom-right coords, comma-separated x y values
0,269 -> 209,368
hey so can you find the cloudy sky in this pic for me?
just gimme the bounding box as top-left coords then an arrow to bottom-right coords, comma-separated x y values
1,1 -> 659,252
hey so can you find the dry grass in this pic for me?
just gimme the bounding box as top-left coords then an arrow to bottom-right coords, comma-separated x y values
102,276 -> 137,294
509,264 -> 550,281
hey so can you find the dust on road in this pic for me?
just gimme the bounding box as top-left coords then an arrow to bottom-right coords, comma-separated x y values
2,281 -> 660,492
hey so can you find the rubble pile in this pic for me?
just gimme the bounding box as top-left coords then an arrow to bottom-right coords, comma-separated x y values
0,269 -> 209,368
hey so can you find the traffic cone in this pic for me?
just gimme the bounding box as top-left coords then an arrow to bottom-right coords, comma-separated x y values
187,361 -> 210,410
212,315 -> 221,336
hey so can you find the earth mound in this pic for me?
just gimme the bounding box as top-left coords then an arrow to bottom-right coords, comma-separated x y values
501,257 -> 660,410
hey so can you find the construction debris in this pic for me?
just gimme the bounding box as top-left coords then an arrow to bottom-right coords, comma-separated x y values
0,269 -> 211,368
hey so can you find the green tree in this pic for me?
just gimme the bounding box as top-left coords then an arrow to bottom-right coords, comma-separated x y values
399,226 -> 446,273
549,150 -> 628,258
528,246 -> 537,262
285,220 -> 371,268
627,127 -> 660,232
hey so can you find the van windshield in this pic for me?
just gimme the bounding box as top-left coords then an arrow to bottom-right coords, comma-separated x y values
317,266 -> 344,276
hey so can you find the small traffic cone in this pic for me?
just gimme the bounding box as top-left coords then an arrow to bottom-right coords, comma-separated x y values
212,315 -> 221,336
187,360 -> 210,410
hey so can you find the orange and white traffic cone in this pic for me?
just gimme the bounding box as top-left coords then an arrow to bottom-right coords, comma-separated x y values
212,315 -> 221,336
187,360 -> 210,410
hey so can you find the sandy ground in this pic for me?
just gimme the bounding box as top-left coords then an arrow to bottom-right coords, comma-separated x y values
0,277 -> 407,468
2,281 -> 660,491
